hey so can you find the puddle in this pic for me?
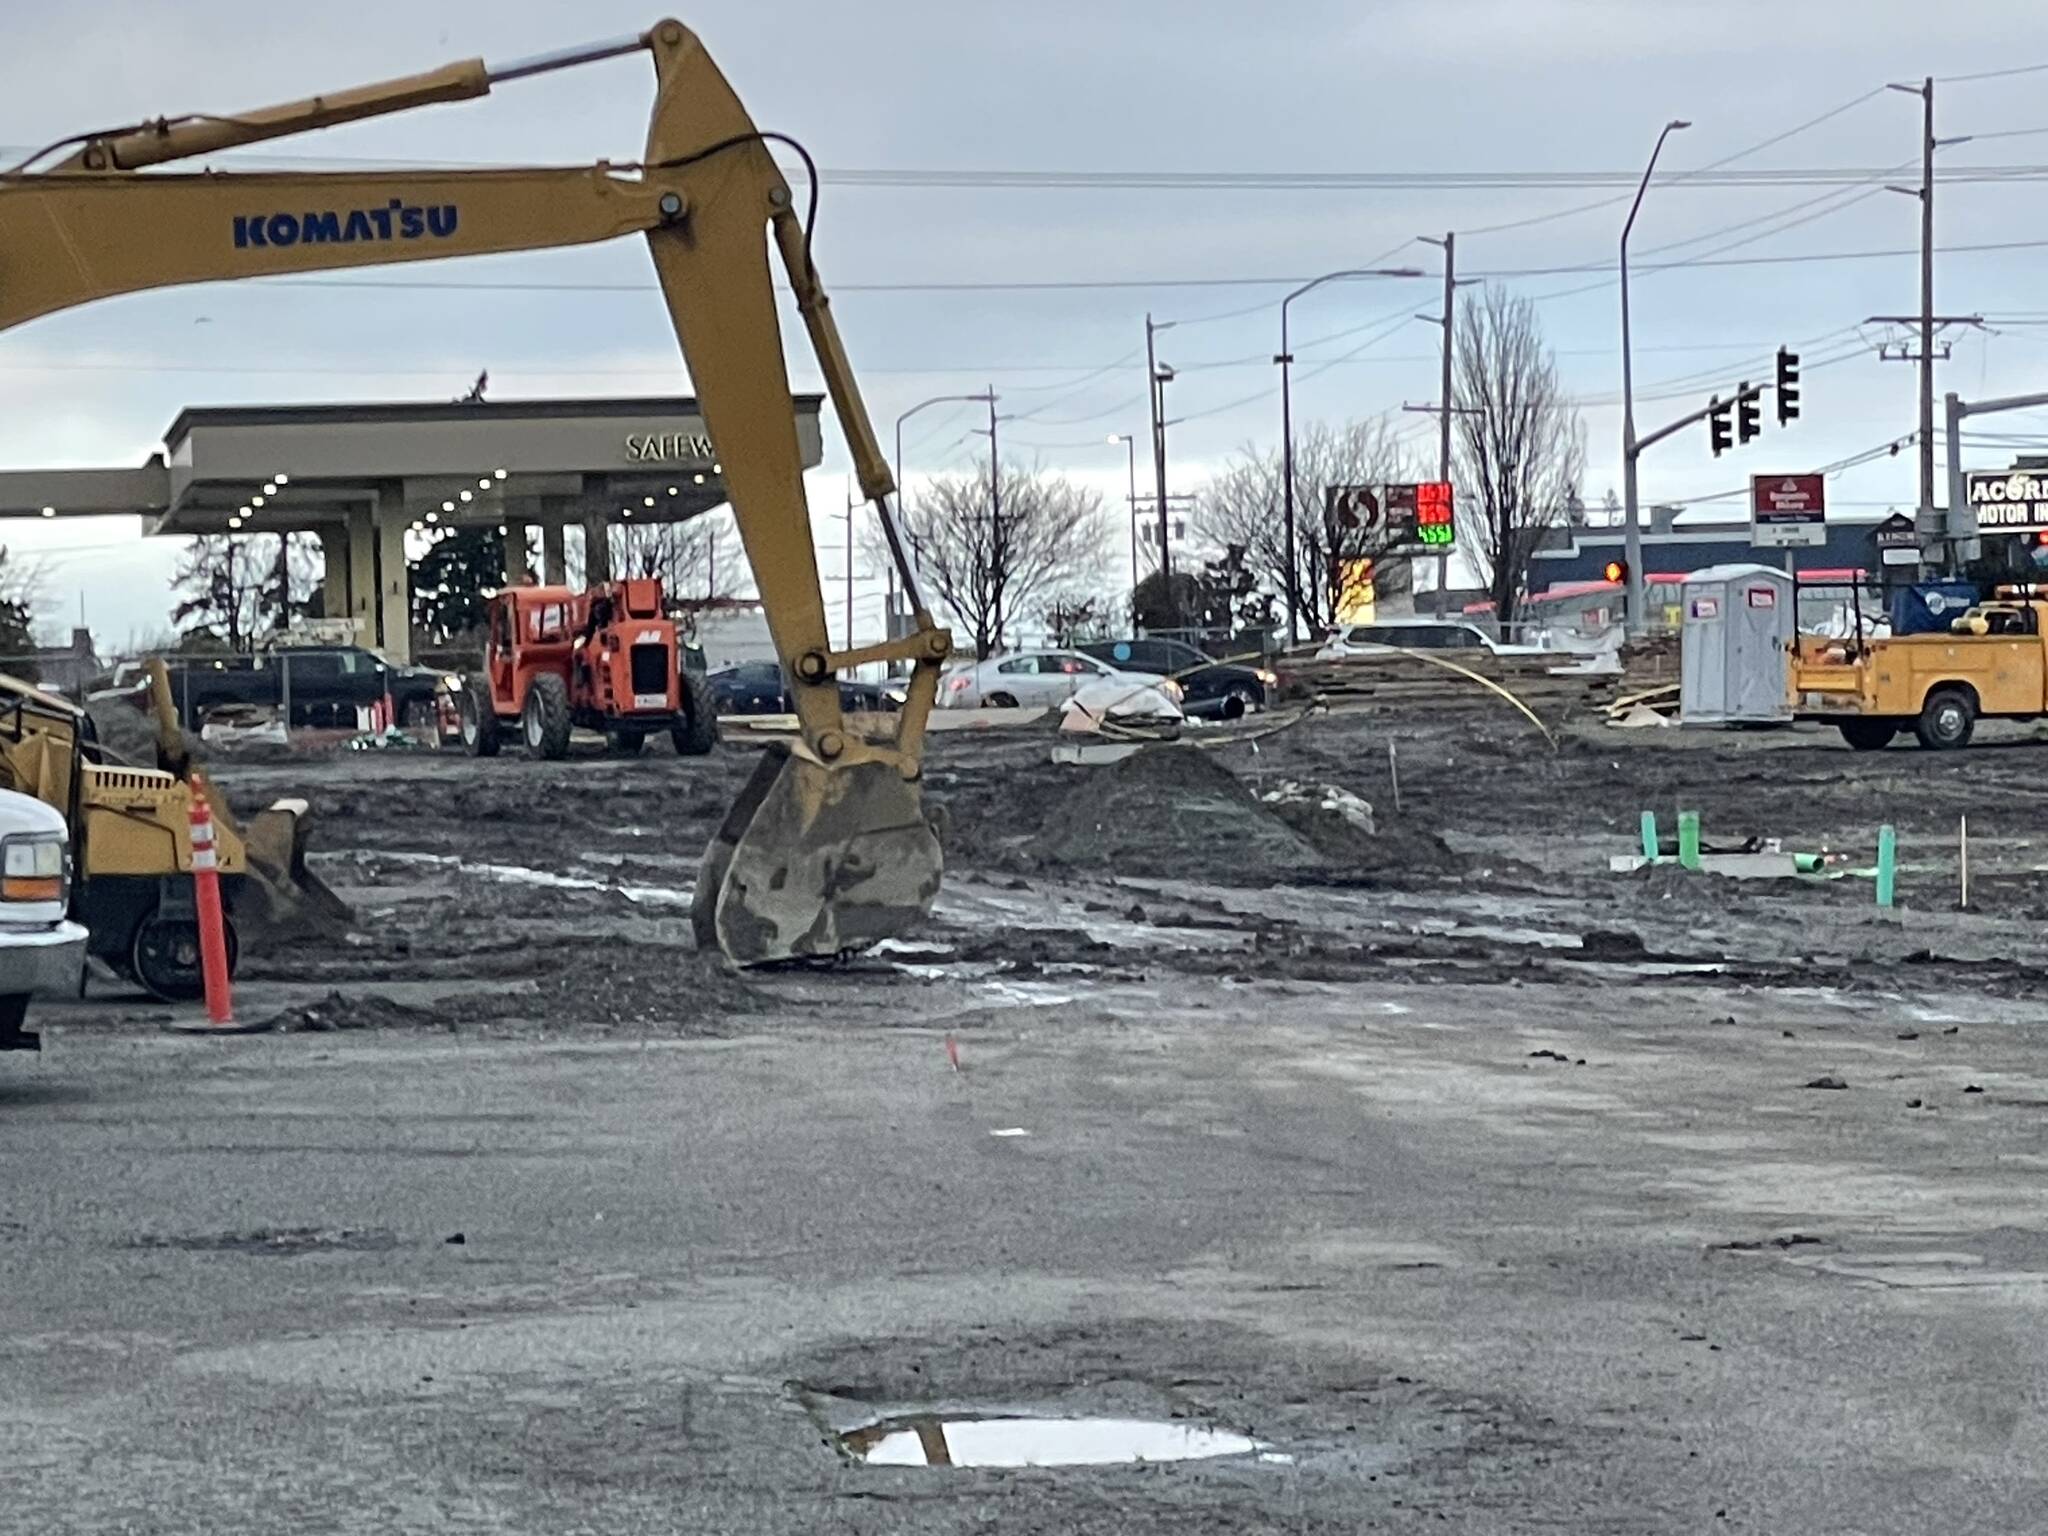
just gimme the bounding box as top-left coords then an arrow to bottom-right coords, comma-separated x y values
882,959 -> 1085,1007
1555,959 -> 1730,978
130,1226 -> 401,1256
872,937 -> 958,959
1413,917 -> 1582,949
362,850 -> 693,908
934,884 -> 1240,954
838,1413 -> 1266,1468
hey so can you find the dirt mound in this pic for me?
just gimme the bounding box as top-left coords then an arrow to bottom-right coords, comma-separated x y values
1256,778 -> 1464,879
437,945 -> 776,1033
1027,748 -> 1323,884
1024,748 -> 1466,887
84,697 -> 173,765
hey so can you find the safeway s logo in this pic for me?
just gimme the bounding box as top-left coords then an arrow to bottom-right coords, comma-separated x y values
234,202 -> 460,249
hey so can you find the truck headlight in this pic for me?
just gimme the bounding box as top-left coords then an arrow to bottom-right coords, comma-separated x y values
2,834 -> 66,903
1255,668 -> 1277,686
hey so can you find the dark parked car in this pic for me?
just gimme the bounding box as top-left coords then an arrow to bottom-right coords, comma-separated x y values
1077,638 -> 1273,719
707,662 -> 894,715
158,645 -> 454,731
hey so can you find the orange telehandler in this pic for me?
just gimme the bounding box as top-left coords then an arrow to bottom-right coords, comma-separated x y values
0,20 -> 952,966
461,575 -> 720,759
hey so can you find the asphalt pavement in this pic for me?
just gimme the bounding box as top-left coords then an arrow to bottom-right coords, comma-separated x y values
7,954 -> 2047,1533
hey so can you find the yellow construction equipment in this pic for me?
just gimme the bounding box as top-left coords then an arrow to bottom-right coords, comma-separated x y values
1792,588 -> 2048,751
0,665 -> 340,998
0,20 -> 953,966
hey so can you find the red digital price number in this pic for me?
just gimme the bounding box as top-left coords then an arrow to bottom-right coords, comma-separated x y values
1413,481 -> 1454,547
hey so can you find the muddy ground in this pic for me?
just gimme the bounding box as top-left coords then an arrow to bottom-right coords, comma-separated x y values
6,701 -> 2048,1532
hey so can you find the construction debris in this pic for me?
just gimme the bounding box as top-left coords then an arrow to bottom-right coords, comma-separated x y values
1279,651 -> 1620,717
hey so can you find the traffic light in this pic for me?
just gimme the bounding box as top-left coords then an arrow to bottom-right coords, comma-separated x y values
1775,347 -> 1800,425
1602,558 -> 1628,585
1737,383 -> 1760,445
1708,396 -> 1732,456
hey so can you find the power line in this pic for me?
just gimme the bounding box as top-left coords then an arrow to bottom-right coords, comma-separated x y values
1166,240 -> 1418,328
17,136 -> 2048,188
1454,86 -> 1890,240
254,235 -> 2048,301
1937,61 -> 2048,83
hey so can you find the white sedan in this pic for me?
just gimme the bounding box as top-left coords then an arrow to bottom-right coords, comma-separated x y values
938,649 -> 1182,711
1314,619 -> 1550,661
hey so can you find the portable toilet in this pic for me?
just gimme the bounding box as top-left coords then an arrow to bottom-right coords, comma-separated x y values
1679,563 -> 1794,724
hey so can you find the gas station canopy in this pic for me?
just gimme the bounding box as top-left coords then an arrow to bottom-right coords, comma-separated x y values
0,394 -> 825,660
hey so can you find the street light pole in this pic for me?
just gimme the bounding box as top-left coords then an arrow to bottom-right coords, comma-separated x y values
894,391 -> 998,516
1108,432 -> 1140,614
1619,118 -> 1690,637
1276,265 -> 1425,647
1146,314 -> 1177,623
892,390 -> 995,630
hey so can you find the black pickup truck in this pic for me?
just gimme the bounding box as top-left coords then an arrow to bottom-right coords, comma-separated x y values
152,646 -> 456,730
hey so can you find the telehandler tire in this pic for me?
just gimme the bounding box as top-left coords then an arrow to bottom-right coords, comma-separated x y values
1839,719 -> 1897,752
460,677 -> 500,758
1913,687 -> 1976,751
673,670 -> 718,756
522,673 -> 572,760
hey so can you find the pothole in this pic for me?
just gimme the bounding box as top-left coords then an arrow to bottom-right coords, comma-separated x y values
835,1412 -> 1277,1468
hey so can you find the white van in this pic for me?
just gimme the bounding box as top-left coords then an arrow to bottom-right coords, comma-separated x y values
0,788 -> 88,1052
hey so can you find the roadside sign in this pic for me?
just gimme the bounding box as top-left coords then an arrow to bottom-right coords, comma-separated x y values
1872,511 -> 1920,568
1963,469 -> 2048,534
1325,485 -> 1382,535
1751,473 -> 1826,548
1382,481 -> 1457,554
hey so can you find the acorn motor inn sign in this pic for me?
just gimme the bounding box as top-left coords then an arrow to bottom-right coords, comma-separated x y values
1964,469 -> 2048,534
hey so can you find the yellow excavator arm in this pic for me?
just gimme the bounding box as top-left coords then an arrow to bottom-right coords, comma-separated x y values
0,20 -> 951,964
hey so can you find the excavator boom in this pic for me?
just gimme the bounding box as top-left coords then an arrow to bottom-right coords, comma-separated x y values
0,20 -> 952,965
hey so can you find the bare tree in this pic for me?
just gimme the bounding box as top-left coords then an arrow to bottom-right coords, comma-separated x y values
1195,417 -> 1415,636
171,536 -> 271,650
1451,285 -> 1585,626
259,533 -> 322,629
609,512 -> 741,601
173,533 -> 322,648
889,465 -> 1105,657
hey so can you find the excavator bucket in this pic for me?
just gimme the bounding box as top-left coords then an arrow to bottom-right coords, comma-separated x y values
693,745 -> 942,966
229,797 -> 354,941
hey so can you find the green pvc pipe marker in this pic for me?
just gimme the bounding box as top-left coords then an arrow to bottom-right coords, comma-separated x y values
1876,823 -> 1897,909
1677,810 -> 1702,871
1640,810 -> 1659,860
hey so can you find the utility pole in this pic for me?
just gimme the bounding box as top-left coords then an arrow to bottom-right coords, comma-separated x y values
1433,232 -> 1454,613
1918,76 -> 1936,524
1879,77 -> 1976,566
1413,231 -> 1473,615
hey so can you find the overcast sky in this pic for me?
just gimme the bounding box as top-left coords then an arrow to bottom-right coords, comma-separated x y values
5,0 -> 2048,647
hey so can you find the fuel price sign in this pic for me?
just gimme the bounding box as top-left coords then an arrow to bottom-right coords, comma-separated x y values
1385,482 -> 1456,553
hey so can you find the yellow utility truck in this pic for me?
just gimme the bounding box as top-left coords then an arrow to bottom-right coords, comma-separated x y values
1792,589 -> 2048,750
